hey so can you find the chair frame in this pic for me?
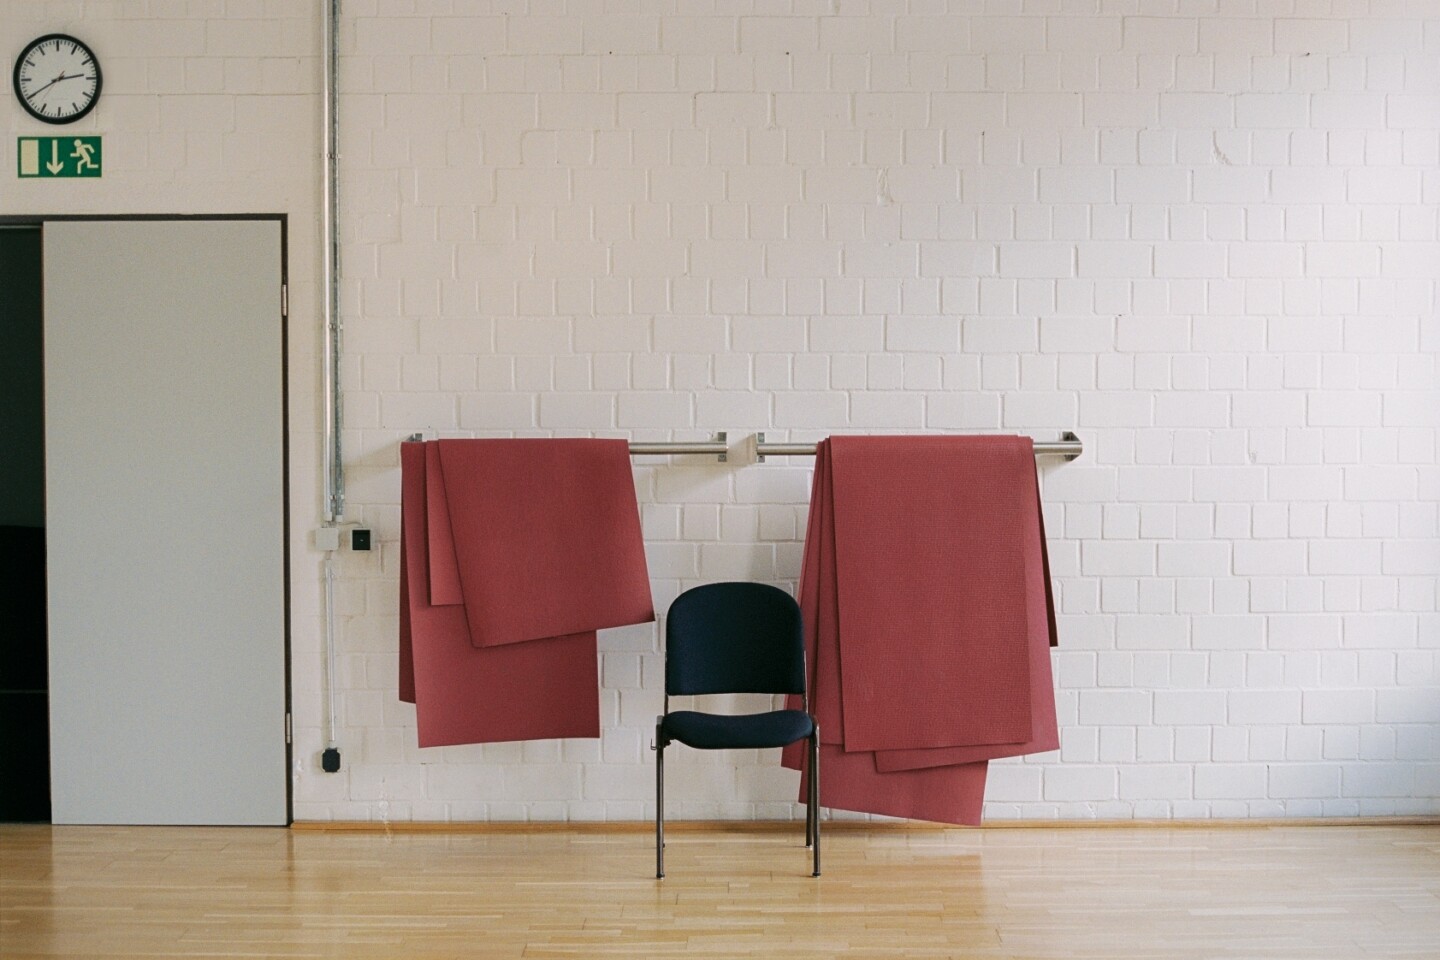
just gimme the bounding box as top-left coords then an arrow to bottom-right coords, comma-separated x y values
654,594 -> 820,880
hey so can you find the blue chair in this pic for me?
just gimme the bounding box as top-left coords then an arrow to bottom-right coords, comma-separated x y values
654,582 -> 819,878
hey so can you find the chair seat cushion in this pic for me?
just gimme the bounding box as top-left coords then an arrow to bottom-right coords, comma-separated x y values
660,709 -> 815,750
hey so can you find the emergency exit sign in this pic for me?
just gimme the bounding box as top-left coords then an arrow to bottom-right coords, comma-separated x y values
17,136 -> 102,178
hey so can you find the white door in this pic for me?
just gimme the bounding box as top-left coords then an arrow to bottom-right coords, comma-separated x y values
44,219 -> 287,825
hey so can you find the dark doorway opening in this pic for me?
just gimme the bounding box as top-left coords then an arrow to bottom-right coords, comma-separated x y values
0,224 -> 50,822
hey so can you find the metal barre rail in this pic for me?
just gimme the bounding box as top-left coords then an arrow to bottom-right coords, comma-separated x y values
407,432 -> 732,460
629,440 -> 729,456
755,431 -> 1083,461
406,431 -> 1082,462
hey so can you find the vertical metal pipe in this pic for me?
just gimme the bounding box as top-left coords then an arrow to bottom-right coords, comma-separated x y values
318,0 -> 345,772
324,556 -> 339,751
320,0 -> 343,521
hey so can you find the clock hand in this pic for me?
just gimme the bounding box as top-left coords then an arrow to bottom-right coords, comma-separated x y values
28,72 -> 83,97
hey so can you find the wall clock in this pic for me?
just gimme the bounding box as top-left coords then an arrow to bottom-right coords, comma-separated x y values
12,34 -> 102,124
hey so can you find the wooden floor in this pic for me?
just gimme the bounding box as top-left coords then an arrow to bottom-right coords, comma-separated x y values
2,822 -> 1438,959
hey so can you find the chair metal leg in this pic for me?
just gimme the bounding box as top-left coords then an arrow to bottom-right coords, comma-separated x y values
810,728 -> 820,878
656,733 -> 665,879
804,740 -> 814,848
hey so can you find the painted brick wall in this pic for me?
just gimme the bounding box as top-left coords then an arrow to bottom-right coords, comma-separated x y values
5,1 -> 1437,822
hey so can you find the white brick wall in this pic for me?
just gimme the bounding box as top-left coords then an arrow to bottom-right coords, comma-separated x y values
4,2 -> 1436,823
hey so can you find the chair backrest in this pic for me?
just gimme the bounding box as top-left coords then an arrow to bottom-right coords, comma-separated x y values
665,582 -> 806,697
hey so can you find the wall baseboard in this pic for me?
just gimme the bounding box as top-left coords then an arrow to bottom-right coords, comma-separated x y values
290,815 -> 1440,833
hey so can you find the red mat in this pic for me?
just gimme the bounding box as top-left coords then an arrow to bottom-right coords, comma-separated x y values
802,746 -> 989,826
425,443 -> 463,607
785,436 -> 1059,824
832,435 -> 1036,752
873,463 -> 1058,770
399,439 -> 653,747
434,439 -> 654,649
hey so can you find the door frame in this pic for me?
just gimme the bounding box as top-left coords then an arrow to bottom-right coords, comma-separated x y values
2,213 -> 293,824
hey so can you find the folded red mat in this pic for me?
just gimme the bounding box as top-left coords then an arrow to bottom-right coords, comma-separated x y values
399,442 -> 600,747
872,453 -> 1058,770
424,442 -> 463,607
433,438 -> 654,649
786,436 -> 1059,823
802,745 -> 989,827
831,434 -> 1038,752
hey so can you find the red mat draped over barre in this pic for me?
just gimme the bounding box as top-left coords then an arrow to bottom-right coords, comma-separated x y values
784,436 -> 1058,824
399,439 -> 654,747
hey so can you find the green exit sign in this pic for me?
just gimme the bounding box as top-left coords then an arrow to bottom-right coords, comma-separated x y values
17,136 -> 102,178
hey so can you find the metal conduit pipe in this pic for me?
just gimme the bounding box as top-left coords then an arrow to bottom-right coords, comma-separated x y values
321,0 -> 343,522
319,0 -> 344,773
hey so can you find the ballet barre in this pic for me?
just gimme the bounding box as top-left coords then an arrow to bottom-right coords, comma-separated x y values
405,432 -> 1083,463
753,431 -> 1083,461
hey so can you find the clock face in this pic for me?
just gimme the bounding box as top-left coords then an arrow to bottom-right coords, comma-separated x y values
13,34 -> 102,124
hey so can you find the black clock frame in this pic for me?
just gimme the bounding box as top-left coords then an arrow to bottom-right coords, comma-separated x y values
12,33 -> 102,125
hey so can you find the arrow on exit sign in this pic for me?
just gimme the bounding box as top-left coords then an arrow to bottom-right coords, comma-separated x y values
17,136 -> 102,178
